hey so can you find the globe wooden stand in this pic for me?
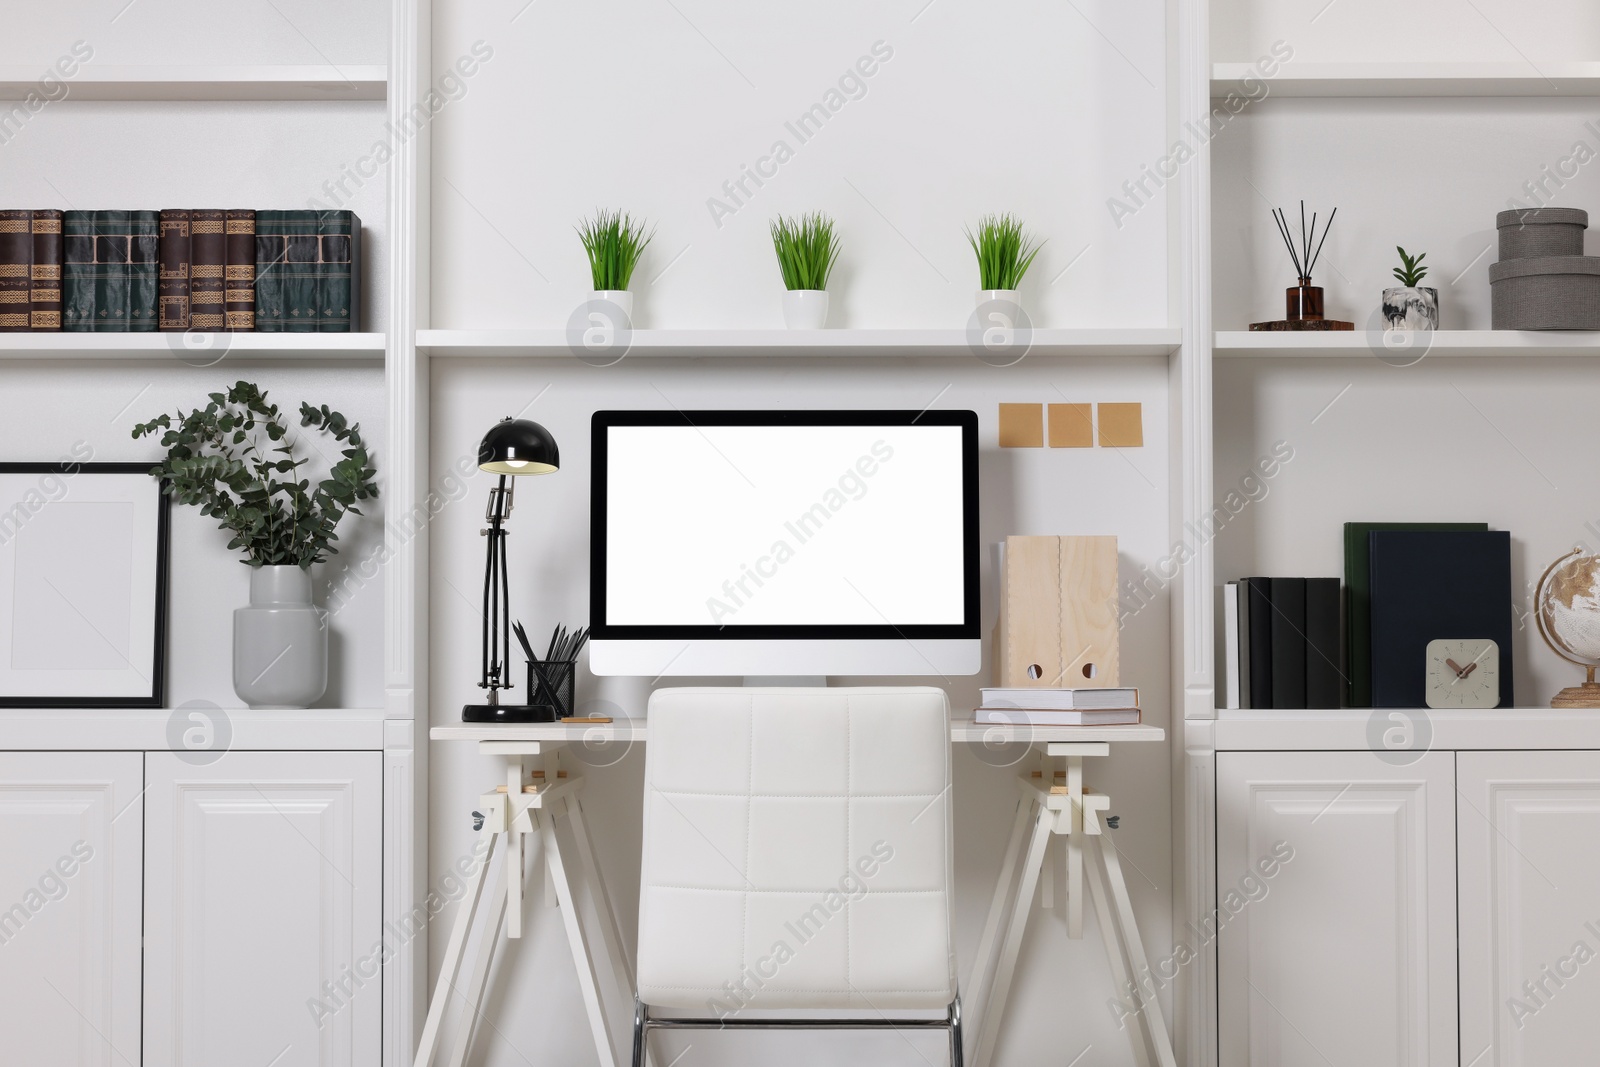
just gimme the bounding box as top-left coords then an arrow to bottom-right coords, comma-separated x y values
1551,667 -> 1600,708
1535,551 -> 1600,708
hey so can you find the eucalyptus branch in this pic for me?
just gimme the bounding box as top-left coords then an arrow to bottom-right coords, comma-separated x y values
132,381 -> 378,569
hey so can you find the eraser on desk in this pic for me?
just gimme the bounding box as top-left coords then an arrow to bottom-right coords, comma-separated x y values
998,403 -> 1043,447
1096,403 -> 1143,447
1047,403 -> 1094,448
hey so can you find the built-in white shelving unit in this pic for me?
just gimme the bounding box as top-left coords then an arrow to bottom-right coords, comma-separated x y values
0,65 -> 388,101
418,328 -> 1182,359
1214,329 -> 1600,357
1212,61 -> 1600,97
0,332 -> 387,360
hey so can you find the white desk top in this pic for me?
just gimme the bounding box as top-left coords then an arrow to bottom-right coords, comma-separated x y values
430,720 -> 1164,745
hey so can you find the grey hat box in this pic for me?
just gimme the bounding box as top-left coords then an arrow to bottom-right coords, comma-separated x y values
1496,207 -> 1588,260
1489,255 -> 1600,330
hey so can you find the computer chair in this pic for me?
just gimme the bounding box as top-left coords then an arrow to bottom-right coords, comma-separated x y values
632,686 -> 962,1067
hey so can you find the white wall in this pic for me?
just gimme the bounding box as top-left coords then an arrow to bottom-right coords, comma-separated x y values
426,357 -> 1175,1066
1212,97 -> 1600,331
0,1 -> 389,68
430,0 -> 1169,330
0,362 -> 388,710
422,2 -> 1182,1063
0,101 -> 391,327
1213,355 -> 1600,708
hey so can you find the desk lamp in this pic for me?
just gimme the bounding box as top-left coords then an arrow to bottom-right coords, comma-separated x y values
462,416 -> 559,723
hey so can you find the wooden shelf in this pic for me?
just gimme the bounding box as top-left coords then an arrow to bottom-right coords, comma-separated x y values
418,328 -> 1182,359
1214,330 -> 1600,359
0,65 -> 386,101
1211,61 -> 1600,98
0,332 -> 386,361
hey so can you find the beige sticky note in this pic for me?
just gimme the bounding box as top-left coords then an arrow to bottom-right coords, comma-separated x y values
1047,403 -> 1094,448
1097,402 -> 1143,447
998,403 -> 1044,448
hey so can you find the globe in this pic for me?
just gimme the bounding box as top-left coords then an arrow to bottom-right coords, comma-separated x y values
1535,549 -> 1600,707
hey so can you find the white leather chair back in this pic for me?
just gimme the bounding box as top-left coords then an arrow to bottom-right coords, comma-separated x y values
636,687 -> 956,1013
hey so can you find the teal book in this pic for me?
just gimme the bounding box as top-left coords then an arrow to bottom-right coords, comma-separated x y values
317,210 -> 359,332
1343,521 -> 1488,707
62,210 -> 159,331
255,210 -> 319,333
256,210 -> 359,332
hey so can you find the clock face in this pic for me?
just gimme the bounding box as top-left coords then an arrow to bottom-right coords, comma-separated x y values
1425,639 -> 1500,709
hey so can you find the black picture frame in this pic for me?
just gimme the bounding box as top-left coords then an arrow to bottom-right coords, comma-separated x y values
590,409 -> 981,642
0,461 -> 170,708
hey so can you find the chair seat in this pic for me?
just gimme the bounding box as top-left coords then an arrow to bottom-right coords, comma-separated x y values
636,687 -> 957,1013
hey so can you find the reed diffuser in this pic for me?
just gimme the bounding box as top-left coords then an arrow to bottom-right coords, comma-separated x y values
1271,201 -> 1337,322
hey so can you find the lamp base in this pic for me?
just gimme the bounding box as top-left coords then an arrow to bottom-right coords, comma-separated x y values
462,702 -> 559,724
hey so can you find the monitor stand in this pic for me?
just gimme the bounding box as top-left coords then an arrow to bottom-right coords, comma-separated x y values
742,676 -> 827,688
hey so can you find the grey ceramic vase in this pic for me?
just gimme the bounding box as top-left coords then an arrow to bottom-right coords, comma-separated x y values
233,565 -> 327,709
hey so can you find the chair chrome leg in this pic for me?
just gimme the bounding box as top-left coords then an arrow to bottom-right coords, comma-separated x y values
948,995 -> 964,1067
631,997 -> 648,1067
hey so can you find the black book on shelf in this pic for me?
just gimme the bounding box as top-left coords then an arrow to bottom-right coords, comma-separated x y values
1370,530 -> 1513,708
1269,577 -> 1307,709
1305,578 -> 1341,709
1245,577 -> 1273,707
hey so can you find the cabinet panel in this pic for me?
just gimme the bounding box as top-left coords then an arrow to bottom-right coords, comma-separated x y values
1217,751 -> 1456,1067
143,751 -> 382,1067
1458,750 -> 1600,1067
0,751 -> 143,1067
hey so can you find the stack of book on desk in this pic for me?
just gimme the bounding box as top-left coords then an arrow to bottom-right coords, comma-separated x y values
975,687 -> 1140,725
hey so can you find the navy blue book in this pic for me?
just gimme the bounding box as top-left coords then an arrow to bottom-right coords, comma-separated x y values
1369,530 -> 1513,708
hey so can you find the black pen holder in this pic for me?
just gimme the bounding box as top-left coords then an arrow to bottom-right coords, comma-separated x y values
527,659 -> 576,719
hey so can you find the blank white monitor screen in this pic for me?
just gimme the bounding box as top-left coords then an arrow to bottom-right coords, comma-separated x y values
600,418 -> 970,630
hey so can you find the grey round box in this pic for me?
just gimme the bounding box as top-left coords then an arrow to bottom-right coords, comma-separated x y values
1497,207 -> 1588,260
1488,255 -> 1600,330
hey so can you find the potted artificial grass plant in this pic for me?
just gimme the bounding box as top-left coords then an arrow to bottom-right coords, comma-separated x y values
578,210 -> 653,322
1383,246 -> 1438,331
771,213 -> 840,329
967,213 -> 1043,310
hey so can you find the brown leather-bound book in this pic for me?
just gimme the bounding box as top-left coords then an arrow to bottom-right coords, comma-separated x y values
29,209 -> 61,330
189,210 -> 225,330
158,209 -> 191,331
0,210 -> 29,332
224,209 -> 255,330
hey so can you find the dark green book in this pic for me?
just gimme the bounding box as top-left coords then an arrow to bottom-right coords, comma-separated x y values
1343,521 -> 1488,707
255,210 -> 317,333
255,210 -> 359,332
317,210 -> 358,332
62,210 -> 159,331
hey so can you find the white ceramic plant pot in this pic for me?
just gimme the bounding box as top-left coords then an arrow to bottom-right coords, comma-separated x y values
1382,286 -> 1438,331
590,290 -> 633,321
233,566 -> 327,709
782,290 -> 829,329
976,288 -> 1022,310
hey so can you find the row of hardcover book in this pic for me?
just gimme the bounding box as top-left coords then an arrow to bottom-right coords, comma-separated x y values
1222,524 -> 1514,710
0,209 -> 359,333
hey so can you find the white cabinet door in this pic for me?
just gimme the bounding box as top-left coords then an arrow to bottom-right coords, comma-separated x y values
144,751 -> 383,1067
1217,751 -> 1457,1067
0,752 -> 143,1067
1458,750 -> 1600,1067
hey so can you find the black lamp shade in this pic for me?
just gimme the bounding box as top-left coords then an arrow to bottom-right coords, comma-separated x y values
478,417 -> 559,476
